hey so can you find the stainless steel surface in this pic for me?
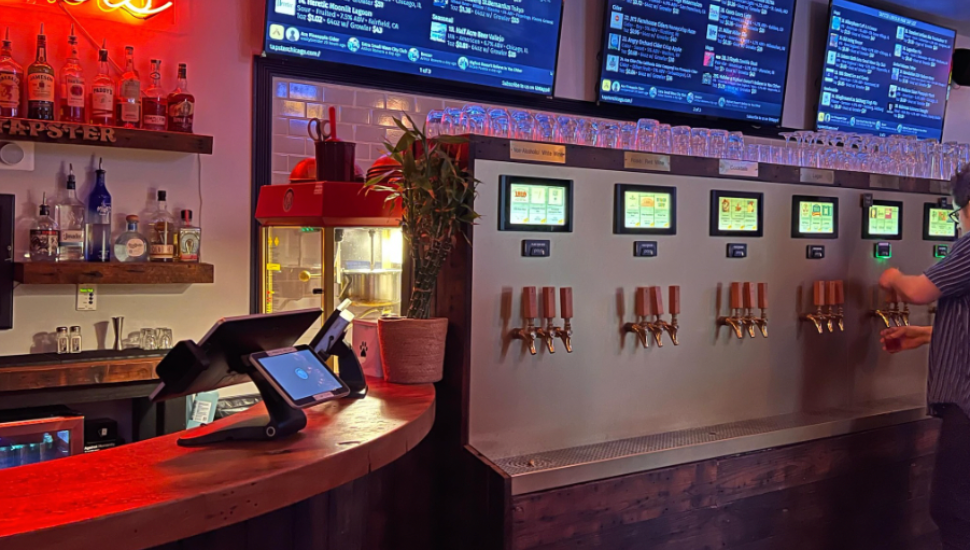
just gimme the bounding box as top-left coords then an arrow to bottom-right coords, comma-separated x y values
482,395 -> 927,495
340,269 -> 402,306
112,317 -> 124,351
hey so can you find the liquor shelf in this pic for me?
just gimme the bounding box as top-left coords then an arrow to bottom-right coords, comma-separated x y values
0,117 -> 213,155
14,262 -> 215,285
0,350 -> 164,394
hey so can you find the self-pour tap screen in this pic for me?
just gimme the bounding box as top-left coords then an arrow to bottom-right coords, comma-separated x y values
798,200 -> 836,234
265,0 -> 564,96
927,208 -> 957,238
509,183 -> 567,227
718,196 -> 759,232
816,0 -> 955,140
868,204 -> 901,236
598,0 -> 796,124
625,190 -> 672,230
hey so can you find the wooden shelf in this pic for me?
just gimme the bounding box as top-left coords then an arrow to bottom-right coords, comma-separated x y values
0,355 -> 161,393
14,262 -> 214,285
0,117 -> 213,155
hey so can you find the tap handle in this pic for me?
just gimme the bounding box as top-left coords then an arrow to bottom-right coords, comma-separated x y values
828,281 -> 840,306
635,287 -> 649,318
743,282 -> 754,310
542,287 -> 557,320
835,280 -> 844,305
886,287 -> 898,306
730,282 -> 742,310
814,281 -> 826,307
560,287 -> 573,320
669,286 -> 680,316
523,287 -> 538,319
650,286 -> 664,316
758,283 -> 768,310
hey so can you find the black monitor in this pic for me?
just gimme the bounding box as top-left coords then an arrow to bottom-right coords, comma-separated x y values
710,190 -> 764,237
791,195 -> 839,239
613,184 -> 677,235
498,176 -> 574,233
924,202 -> 958,241
862,199 -> 904,240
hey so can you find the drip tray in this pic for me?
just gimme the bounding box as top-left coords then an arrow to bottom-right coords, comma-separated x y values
484,395 -> 928,495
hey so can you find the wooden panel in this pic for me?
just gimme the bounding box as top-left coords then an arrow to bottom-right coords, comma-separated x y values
0,117 -> 213,155
15,262 -> 214,285
0,357 -> 160,392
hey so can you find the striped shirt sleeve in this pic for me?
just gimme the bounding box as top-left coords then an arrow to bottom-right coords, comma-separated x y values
926,236 -> 970,298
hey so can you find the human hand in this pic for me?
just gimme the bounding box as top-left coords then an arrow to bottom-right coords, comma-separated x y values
879,268 -> 902,291
880,326 -> 931,353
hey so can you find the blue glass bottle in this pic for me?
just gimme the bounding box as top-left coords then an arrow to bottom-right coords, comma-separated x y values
85,159 -> 112,262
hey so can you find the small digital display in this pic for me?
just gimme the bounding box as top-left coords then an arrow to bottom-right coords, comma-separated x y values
792,196 -> 839,239
924,203 -> 958,241
868,205 -> 901,236
614,184 -> 677,235
710,190 -> 764,237
499,176 -> 573,232
258,349 -> 345,401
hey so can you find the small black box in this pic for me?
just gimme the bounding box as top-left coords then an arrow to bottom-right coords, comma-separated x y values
85,418 -> 119,445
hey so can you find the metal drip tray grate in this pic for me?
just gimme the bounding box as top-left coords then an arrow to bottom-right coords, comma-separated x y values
488,395 -> 927,495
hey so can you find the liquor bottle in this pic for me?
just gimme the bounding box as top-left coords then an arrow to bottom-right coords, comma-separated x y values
59,25 -> 85,123
114,215 -> 149,262
54,164 -> 85,261
142,59 -> 166,131
90,40 -> 115,126
26,24 -> 55,121
85,159 -> 112,262
166,63 -> 194,133
116,46 -> 140,129
30,193 -> 58,262
148,190 -> 176,262
0,28 -> 23,118
177,209 -> 201,262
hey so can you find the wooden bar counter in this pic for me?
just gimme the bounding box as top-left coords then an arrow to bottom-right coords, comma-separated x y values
0,379 -> 435,550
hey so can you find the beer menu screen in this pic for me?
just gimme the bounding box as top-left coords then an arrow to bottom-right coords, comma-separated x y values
598,0 -> 796,124
793,197 -> 838,238
265,0 -> 564,96
926,206 -> 957,240
499,176 -> 573,232
718,197 -> 759,232
816,0 -> 955,140
614,184 -> 677,235
868,204 -> 901,236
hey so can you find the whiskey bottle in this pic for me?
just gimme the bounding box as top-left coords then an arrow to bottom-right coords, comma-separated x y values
90,40 -> 115,126
142,59 -> 166,131
54,164 -> 85,261
116,46 -> 140,128
177,209 -> 201,262
30,194 -> 58,262
149,190 -> 176,262
59,25 -> 85,123
0,28 -> 23,118
114,215 -> 149,262
85,159 -> 112,262
167,63 -> 194,133
26,24 -> 55,121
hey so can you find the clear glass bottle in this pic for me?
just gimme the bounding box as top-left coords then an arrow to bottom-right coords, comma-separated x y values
55,164 -> 85,261
149,190 -> 176,262
85,159 -> 112,262
116,46 -> 140,129
59,25 -> 85,123
177,209 -> 201,262
167,63 -> 194,133
114,215 -> 149,262
89,40 -> 115,126
0,27 -> 23,118
142,59 -> 166,131
30,193 -> 58,262
26,24 -> 55,121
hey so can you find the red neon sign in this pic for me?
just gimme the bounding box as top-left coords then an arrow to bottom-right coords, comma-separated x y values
42,0 -> 174,19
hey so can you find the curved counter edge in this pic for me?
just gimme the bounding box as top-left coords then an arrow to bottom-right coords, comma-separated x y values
0,379 -> 435,550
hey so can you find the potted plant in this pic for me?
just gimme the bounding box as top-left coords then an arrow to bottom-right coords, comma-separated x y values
366,115 -> 479,384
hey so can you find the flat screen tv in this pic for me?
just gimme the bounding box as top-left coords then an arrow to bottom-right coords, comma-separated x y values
597,0 -> 797,125
264,0 -> 564,97
816,0 -> 955,141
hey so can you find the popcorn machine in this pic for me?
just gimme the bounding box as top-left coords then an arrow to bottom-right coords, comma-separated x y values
255,182 -> 405,325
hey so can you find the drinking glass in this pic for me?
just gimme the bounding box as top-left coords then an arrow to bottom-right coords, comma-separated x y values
460,104 -> 488,135
709,129 -> 728,159
557,116 -> 579,144
656,124 -> 672,154
619,123 -> 637,150
156,328 -> 173,350
690,128 -> 710,158
578,119 -> 600,147
725,131 -> 745,160
599,122 -> 621,149
440,108 -> 462,135
510,110 -> 536,141
141,328 -> 158,351
425,109 -> 444,138
671,126 -> 691,156
635,118 -> 659,152
534,113 -> 559,143
488,108 -> 511,138
744,144 -> 761,162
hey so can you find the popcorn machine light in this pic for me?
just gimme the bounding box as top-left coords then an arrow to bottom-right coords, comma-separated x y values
255,182 -> 406,324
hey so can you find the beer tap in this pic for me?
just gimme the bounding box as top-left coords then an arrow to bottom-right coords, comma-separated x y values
899,299 -> 911,327
887,288 -> 902,327
718,283 -> 745,340
755,283 -> 769,338
535,287 -> 559,354
871,288 -> 893,328
803,281 -> 827,334
512,287 -> 538,355
625,287 -> 651,348
646,287 -> 666,347
554,287 -> 574,353
829,280 -> 844,332
665,286 -> 680,346
741,282 -> 758,338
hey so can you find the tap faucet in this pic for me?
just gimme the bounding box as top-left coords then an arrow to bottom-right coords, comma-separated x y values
512,287 -> 539,355
646,287 -> 667,347
871,288 -> 893,328
553,287 -> 574,353
900,302 -> 911,327
804,280 -> 827,334
718,283 -> 745,340
741,282 -> 759,338
535,287 -> 560,354
665,286 -> 680,346
755,282 -> 769,338
829,281 -> 845,332
626,287 -> 652,348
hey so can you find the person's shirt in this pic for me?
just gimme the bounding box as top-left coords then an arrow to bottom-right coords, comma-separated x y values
925,232 -> 970,416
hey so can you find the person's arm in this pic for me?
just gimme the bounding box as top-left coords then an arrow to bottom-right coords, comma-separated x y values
880,236 -> 970,305
879,270 -> 940,305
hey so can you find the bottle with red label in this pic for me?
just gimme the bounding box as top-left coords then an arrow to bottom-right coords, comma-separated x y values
89,40 -> 115,126
0,28 -> 23,118
115,46 -> 140,128
142,59 -> 167,131
30,193 -> 58,262
59,25 -> 85,124
166,63 -> 194,133
26,24 -> 55,121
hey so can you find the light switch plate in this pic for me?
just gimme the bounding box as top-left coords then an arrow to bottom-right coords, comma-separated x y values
76,284 -> 97,311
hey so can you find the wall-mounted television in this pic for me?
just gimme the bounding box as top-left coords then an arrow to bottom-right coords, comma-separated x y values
597,0 -> 797,125
816,0 -> 955,141
264,0 -> 564,97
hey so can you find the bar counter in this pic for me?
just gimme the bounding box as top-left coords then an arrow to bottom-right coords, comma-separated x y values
0,379 -> 435,550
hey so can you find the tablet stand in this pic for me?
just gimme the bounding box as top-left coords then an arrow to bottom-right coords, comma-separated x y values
323,339 -> 367,399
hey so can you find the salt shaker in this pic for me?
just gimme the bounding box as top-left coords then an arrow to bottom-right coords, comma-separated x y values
56,327 -> 69,355
69,326 -> 82,354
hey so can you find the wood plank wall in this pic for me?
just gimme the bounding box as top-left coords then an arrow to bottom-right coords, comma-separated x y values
511,419 -> 942,550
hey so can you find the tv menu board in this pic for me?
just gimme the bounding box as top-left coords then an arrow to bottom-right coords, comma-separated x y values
792,196 -> 839,239
863,200 -> 904,240
924,203 -> 957,241
265,0 -> 564,96
598,0 -> 796,125
614,184 -> 677,235
817,0 -> 955,140
499,176 -> 573,232
710,190 -> 764,237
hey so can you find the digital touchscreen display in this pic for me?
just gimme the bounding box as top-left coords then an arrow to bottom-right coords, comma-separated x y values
868,205 -> 902,237
257,349 -> 345,401
499,176 -> 573,232
925,205 -> 958,240
792,196 -> 839,238
718,197 -> 759,232
624,190 -> 672,230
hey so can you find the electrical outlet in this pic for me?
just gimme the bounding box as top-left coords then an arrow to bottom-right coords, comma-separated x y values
0,142 -> 35,172
77,284 -> 97,311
